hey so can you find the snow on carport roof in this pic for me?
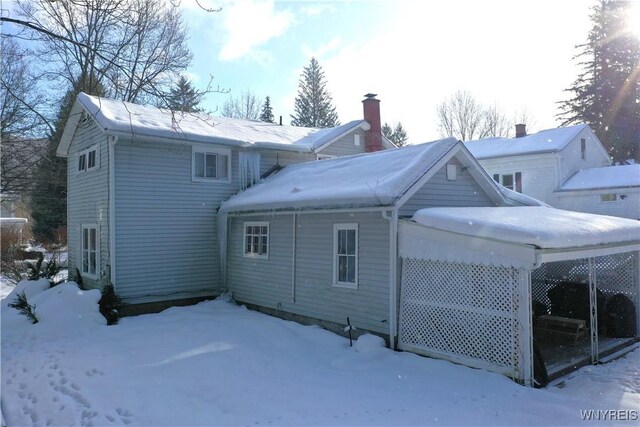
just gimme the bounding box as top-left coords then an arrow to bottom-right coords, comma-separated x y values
412,207 -> 640,249
220,137 -> 459,213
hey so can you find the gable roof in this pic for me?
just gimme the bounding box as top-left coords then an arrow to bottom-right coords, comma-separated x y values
559,164 -> 640,191
464,124 -> 591,160
219,138 -> 466,213
57,93 -> 373,156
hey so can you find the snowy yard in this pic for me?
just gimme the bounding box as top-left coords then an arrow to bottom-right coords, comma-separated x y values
1,280 -> 638,426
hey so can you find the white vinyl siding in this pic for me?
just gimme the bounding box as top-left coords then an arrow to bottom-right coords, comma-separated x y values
67,119 -> 109,290
115,140 -> 239,303
316,130 -> 367,157
192,146 -> 231,182
81,224 -> 98,278
227,212 -> 390,335
244,221 -> 269,259
333,223 -> 358,288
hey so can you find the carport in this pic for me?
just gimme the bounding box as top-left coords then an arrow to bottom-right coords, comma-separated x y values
397,207 -> 639,387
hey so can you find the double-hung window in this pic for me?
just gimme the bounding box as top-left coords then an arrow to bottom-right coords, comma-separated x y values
78,146 -> 98,173
244,222 -> 269,259
81,224 -> 98,278
333,223 -> 358,288
493,172 -> 522,193
192,146 -> 231,182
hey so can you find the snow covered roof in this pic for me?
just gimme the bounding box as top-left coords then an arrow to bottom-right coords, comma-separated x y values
58,93 -> 372,155
464,124 -> 589,159
559,164 -> 640,191
220,138 -> 460,213
411,206 -> 640,249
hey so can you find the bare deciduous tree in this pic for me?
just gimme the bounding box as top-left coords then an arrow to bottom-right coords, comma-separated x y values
0,37 -> 50,195
222,90 -> 262,120
13,0 -> 193,105
482,104 -> 511,139
436,90 -> 485,141
436,90 -> 534,141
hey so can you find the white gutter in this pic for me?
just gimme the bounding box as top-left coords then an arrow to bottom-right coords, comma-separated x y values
104,129 -> 315,154
291,214 -> 297,303
223,206 -> 393,217
382,208 -> 399,349
108,135 -> 118,288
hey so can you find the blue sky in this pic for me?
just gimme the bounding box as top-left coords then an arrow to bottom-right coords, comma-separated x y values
182,0 -> 597,143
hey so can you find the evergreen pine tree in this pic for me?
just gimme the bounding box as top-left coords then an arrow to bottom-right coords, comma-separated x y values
29,75 -> 105,243
382,121 -> 409,147
291,57 -> 340,128
260,96 -> 275,123
382,123 -> 393,140
167,76 -> 203,113
557,0 -> 640,162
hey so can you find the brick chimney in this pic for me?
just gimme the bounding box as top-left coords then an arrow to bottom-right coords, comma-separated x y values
363,93 -> 383,152
515,123 -> 527,138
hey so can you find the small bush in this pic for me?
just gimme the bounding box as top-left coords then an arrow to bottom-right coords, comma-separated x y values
25,251 -> 66,286
74,268 -> 84,288
99,284 -> 122,325
8,292 -> 39,324
0,227 -> 27,284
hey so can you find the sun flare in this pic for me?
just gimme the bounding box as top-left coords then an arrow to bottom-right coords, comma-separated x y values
629,1 -> 640,38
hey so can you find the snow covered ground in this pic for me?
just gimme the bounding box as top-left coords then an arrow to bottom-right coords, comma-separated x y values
1,279 -> 638,426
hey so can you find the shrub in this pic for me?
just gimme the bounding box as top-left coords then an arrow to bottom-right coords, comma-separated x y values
99,284 -> 122,325
8,292 -> 39,324
25,250 -> 66,286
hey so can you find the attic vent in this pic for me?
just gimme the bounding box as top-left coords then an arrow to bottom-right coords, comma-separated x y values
79,111 -> 90,125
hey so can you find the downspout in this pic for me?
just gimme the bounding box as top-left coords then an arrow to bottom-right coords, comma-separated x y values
291,213 -> 297,303
218,211 -> 228,288
382,208 -> 398,349
108,136 -> 118,288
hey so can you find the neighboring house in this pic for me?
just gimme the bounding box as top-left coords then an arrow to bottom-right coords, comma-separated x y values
554,164 -> 640,220
464,124 -> 640,219
0,193 -> 31,243
56,93 -> 394,303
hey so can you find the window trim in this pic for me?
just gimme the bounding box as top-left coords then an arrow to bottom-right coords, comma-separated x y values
333,223 -> 359,289
446,163 -> 457,181
191,145 -> 232,183
243,221 -> 269,259
80,224 -> 99,279
493,172 -> 522,193
78,145 -> 99,173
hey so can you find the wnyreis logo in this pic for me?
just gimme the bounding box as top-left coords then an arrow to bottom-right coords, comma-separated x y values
580,410 -> 638,421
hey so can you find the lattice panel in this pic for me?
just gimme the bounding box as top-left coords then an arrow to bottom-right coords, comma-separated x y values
592,253 -> 638,303
532,252 -> 639,309
399,259 -> 521,371
531,259 -> 589,311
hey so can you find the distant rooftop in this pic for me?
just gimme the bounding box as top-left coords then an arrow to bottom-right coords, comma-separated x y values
464,124 -> 589,159
560,164 -> 640,191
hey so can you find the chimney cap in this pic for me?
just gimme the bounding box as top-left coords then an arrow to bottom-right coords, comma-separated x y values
363,93 -> 378,99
